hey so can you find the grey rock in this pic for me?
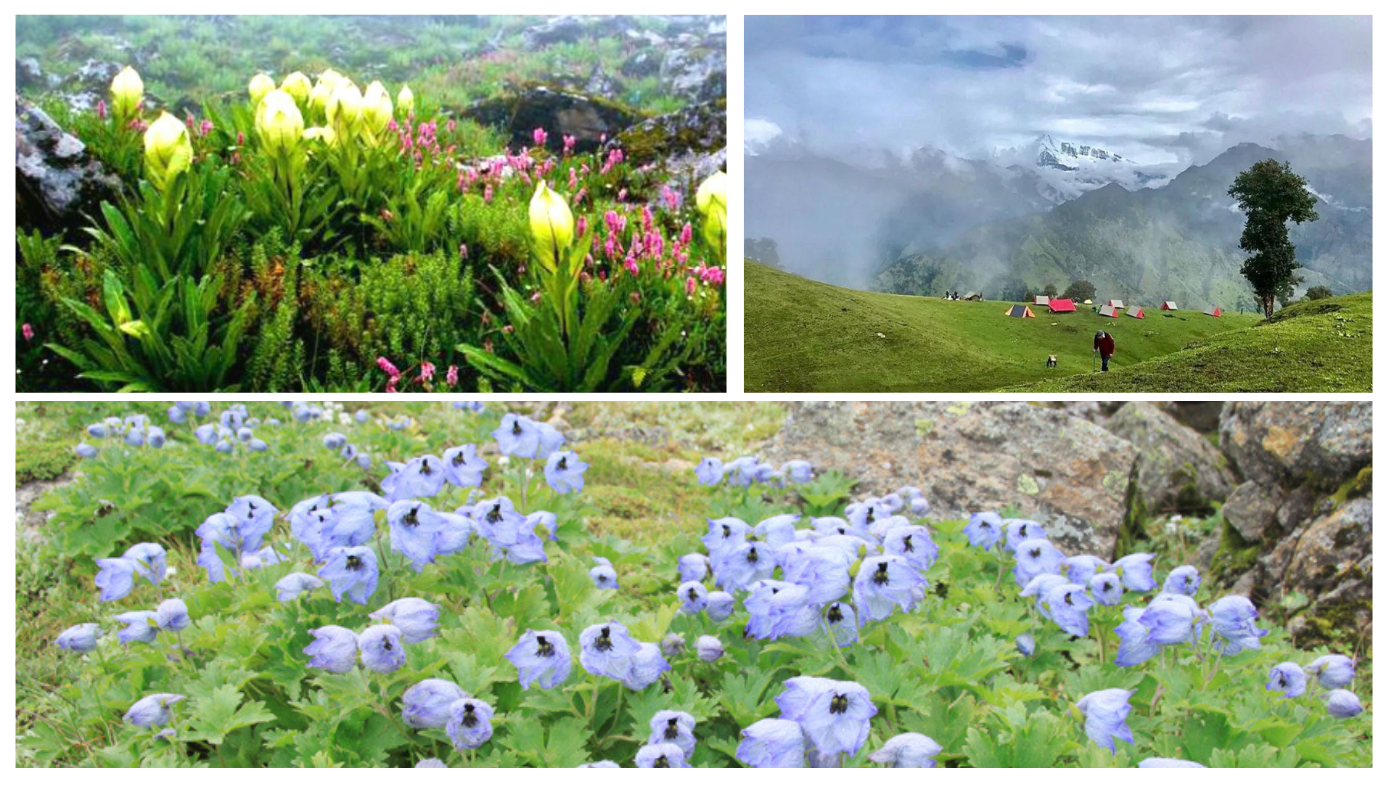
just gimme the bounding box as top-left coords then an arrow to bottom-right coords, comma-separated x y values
607,100 -> 725,167
660,46 -> 726,102
1284,497 -> 1372,598
16,98 -> 121,235
1166,402 -> 1224,433
17,57 -> 45,91
461,86 -> 640,154
1106,402 -> 1235,515
1221,481 -> 1285,543
1220,402 -> 1372,490
620,50 -> 662,79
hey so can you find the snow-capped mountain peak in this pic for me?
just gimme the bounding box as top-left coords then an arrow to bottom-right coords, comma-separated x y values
1031,134 -> 1129,171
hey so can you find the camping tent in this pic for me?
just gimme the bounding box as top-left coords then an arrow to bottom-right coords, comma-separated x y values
963,292 -> 983,301
1034,295 -> 1050,306
1126,306 -> 1145,319
1204,306 -> 1223,317
1160,301 -> 1178,310
1098,304 -> 1119,317
1004,305 -> 1035,319
1047,298 -> 1076,313
1083,299 -> 1093,305
1106,299 -> 1125,309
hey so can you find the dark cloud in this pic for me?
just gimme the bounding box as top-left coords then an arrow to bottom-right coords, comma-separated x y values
746,15 -> 1372,167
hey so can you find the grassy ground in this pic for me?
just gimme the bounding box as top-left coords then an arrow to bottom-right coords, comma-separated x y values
1008,294 -> 1372,392
745,261 -> 1262,392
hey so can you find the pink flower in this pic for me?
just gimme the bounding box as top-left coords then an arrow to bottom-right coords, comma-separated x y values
200,119 -> 214,136
568,167 -> 578,190
573,187 -> 588,204
459,244 -> 469,260
483,184 -> 493,203
680,223 -> 693,246
21,323 -> 35,341
447,119 -> 457,134
377,356 -> 401,377
685,276 -> 697,296
385,375 -> 400,394
446,365 -> 459,386
419,361 -> 436,382
96,100 -> 106,120
625,258 -> 640,276
662,185 -> 681,210
617,188 -> 628,202
533,128 -> 548,147
563,134 -> 576,155
576,216 -> 587,238
237,131 -> 245,147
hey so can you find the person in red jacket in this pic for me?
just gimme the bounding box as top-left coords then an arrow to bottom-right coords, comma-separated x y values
1093,331 -> 1115,372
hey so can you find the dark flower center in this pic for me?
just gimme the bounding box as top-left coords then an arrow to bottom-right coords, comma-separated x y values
420,459 -> 433,475
1064,591 -> 1074,606
664,718 -> 680,740
557,456 -> 568,470
687,587 -> 699,601
980,522 -> 991,530
827,604 -> 844,624
721,524 -> 731,538
487,504 -> 504,524
452,451 -> 466,467
746,546 -> 759,564
865,509 -> 875,524
596,626 -> 613,652
829,693 -> 849,714
1029,548 -> 1042,559
872,561 -> 890,585
511,421 -> 523,436
536,635 -> 554,657
462,704 -> 478,727
346,554 -> 363,570
382,637 -> 393,651
654,756 -> 670,768
404,507 -> 419,526
902,535 -> 915,552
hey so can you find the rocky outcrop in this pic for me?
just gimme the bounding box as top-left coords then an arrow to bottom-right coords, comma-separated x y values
1106,402 -> 1234,517
660,44 -> 725,102
1220,402 -> 1372,490
16,98 -> 121,236
462,86 -> 642,154
607,100 -> 724,166
760,401 -> 1138,557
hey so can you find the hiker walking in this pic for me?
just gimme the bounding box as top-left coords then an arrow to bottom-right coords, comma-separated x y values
1093,330 -> 1115,372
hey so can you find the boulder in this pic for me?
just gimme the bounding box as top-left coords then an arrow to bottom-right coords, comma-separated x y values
620,50 -> 662,79
660,46 -> 726,102
1283,497 -> 1372,599
1166,402 -> 1224,433
462,86 -> 641,154
17,57 -> 47,92
520,16 -> 588,49
16,98 -> 121,236
1221,481 -> 1284,543
760,401 -> 1137,557
1106,402 -> 1234,515
607,100 -> 725,167
1220,402 -> 1372,490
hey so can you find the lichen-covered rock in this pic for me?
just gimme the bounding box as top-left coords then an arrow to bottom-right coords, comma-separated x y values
606,99 -> 724,167
16,98 -> 121,235
17,57 -> 48,91
461,86 -> 642,154
760,401 -> 1137,557
1221,481 -> 1285,543
1165,402 -> 1224,433
660,45 -> 725,102
1220,402 -> 1372,490
1284,497 -> 1373,598
1106,402 -> 1234,516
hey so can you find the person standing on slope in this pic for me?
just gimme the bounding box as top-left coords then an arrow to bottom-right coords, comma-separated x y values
1093,330 -> 1116,372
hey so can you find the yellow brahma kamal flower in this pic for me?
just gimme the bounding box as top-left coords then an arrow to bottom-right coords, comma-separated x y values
326,81 -> 364,141
695,170 -> 727,251
396,84 -> 415,117
143,112 -> 193,192
248,72 -> 276,106
109,65 -> 144,122
362,80 -> 394,139
303,126 -> 338,147
528,181 -> 575,274
256,90 -> 304,155
280,71 -> 312,105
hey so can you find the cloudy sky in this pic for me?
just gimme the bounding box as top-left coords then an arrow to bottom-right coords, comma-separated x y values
746,16 -> 1372,169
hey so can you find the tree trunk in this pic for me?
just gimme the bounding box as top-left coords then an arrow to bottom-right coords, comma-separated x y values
1262,294 -> 1276,318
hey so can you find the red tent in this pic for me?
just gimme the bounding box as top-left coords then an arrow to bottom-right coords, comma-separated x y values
1126,306 -> 1145,319
1047,298 -> 1076,313
1106,299 -> 1125,309
1204,306 -> 1223,317
1161,301 -> 1179,310
1098,304 -> 1120,317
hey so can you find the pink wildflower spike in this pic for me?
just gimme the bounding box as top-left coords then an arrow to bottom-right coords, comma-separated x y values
459,244 -> 469,260
568,168 -> 578,190
680,223 -> 693,245
237,131 -> 245,147
686,277 -> 697,296
446,365 -> 459,386
377,356 -> 401,377
625,259 -> 640,276
563,134 -> 576,155
533,128 -> 548,147
96,100 -> 107,120
385,375 -> 400,394
419,362 -> 436,382
576,216 -> 587,239
447,118 -> 457,134
22,323 -> 35,341
618,188 -> 628,202
663,185 -> 680,210
200,119 -> 214,136
483,184 -> 493,203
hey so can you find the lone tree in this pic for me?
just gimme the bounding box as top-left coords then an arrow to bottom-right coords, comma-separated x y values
1041,283 -> 1059,298
1305,285 -> 1333,301
1228,160 -> 1319,317
1062,279 -> 1096,302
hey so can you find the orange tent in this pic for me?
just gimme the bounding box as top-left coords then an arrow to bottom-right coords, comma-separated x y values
1004,304 -> 1035,318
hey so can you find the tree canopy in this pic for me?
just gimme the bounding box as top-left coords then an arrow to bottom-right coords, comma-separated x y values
1228,160 -> 1319,317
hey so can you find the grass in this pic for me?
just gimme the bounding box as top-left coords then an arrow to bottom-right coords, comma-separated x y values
1008,293 -> 1372,392
745,261 -> 1263,392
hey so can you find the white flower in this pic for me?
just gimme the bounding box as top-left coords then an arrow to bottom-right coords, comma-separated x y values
339,413 -> 351,425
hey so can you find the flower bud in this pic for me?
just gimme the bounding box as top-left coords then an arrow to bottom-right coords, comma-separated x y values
110,66 -> 144,122
143,112 -> 193,191
280,71 -> 312,104
326,81 -> 364,140
248,72 -> 276,106
696,170 -> 727,251
397,83 -> 415,117
256,89 -> 304,155
362,80 -> 393,139
303,126 -> 338,147
528,181 -> 575,274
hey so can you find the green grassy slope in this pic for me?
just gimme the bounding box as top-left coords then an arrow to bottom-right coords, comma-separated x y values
745,261 -> 1262,392
1007,294 -> 1372,393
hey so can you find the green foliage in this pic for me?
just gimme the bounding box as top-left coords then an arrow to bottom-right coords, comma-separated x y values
1063,279 -> 1097,302
1228,159 -> 1321,317
1305,285 -> 1334,301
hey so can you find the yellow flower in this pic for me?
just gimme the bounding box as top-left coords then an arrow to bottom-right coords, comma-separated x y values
326,81 -> 364,140
695,171 -> 727,251
528,181 -> 575,274
280,71 -> 312,104
303,126 -> 338,147
109,66 -> 144,122
256,90 -> 304,155
397,84 -> 415,117
143,112 -> 193,192
362,80 -> 394,139
248,72 -> 276,105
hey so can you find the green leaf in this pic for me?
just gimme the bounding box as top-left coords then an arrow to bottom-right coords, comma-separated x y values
187,685 -> 277,745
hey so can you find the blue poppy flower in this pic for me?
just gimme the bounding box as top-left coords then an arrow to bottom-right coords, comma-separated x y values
1163,565 -> 1201,596
155,598 -> 190,632
777,677 -> 877,758
1089,573 -> 1124,606
1113,553 -> 1157,591
868,732 -> 942,767
1114,606 -> 1161,667
317,546 -> 379,604
811,516 -> 873,541
86,422 -> 109,439
781,460 -> 814,484
755,514 -> 801,549
635,742 -> 689,768
415,759 -> 447,768
506,629 -> 572,689
696,635 -> 724,662
369,598 -> 439,644
274,572 -> 326,602
474,495 -> 525,543
678,554 -> 710,583
167,405 -> 188,424
737,718 -> 806,768
677,581 -> 709,614
402,679 -> 468,729
544,450 -> 589,494
747,581 -> 820,640
215,439 -> 234,454
1063,555 -> 1110,585
56,623 -> 101,653
1138,594 -> 1204,645
702,517 -> 751,560
715,542 -> 777,591
235,427 -> 253,443
358,624 -> 406,673
963,512 -> 1004,550
882,525 -> 939,572
124,694 -> 185,727
722,456 -> 763,487
780,545 -> 853,605
648,710 -> 697,759
1013,539 -> 1065,587
623,641 -> 671,690
441,444 -> 487,488
824,601 -> 858,646
590,558 -> 619,589
492,413 -> 548,458
705,591 -> 736,623
387,500 -> 446,566
114,611 -> 160,644
124,428 -> 145,447
695,457 -> 724,485
660,633 -> 686,660
122,542 -> 168,585
403,455 -> 449,499
846,498 -> 892,530
248,438 -> 268,451
446,697 -> 495,750
579,621 -> 640,680
1307,655 -> 1355,689
1042,583 -> 1095,637
354,409 -> 370,424
324,432 -> 347,450
854,555 -> 926,622
1075,688 -> 1135,753
304,625 -> 358,673
1139,758 -> 1206,768
1205,596 -> 1266,656
1266,662 -> 1307,698
1004,519 -> 1046,553
1016,633 -> 1036,656
94,557 -> 141,602
1325,689 -> 1363,719
146,426 -> 166,448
